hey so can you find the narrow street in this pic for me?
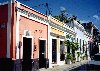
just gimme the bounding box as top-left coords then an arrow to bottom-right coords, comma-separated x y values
39,60 -> 100,71
0,0 -> 100,71
69,64 -> 100,71
39,60 -> 90,71
69,64 -> 88,71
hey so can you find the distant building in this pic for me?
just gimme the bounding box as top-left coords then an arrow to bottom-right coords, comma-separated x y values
73,19 -> 91,61
64,17 -> 91,62
82,22 -> 100,57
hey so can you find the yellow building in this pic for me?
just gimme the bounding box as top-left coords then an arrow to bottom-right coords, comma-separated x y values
50,16 -> 64,36
48,16 -> 66,68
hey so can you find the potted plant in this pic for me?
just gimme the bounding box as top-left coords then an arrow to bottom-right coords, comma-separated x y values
64,34 -> 79,64
83,55 -> 86,60
66,53 -> 72,64
77,52 -> 80,61
85,51 -> 88,60
71,57 -> 76,63
85,54 -> 88,60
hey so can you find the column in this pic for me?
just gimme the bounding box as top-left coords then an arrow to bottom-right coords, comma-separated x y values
57,37 -> 60,65
7,0 -> 12,58
87,42 -> 90,60
49,36 -> 52,68
16,2 -> 20,59
99,43 -> 100,53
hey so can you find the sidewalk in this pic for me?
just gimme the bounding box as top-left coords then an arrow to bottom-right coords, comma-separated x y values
39,60 -> 90,71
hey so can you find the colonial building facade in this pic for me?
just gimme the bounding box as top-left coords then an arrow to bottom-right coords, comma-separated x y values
82,22 -> 100,57
73,20 -> 91,61
48,16 -> 65,68
0,0 -> 49,70
0,0 -> 100,71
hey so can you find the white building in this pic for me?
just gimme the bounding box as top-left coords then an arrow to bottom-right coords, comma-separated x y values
73,20 -> 91,61
47,15 -> 92,68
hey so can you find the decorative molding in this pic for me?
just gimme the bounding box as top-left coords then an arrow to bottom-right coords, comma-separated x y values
16,6 -> 49,26
16,1 -> 47,17
49,21 -> 65,31
24,30 -> 31,36
49,21 -> 76,36
50,32 -> 65,39
73,20 -> 84,31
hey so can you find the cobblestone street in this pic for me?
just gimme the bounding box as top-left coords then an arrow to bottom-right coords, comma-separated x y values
39,60 -> 89,71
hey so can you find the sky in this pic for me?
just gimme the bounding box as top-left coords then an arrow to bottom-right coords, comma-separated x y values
0,0 -> 100,30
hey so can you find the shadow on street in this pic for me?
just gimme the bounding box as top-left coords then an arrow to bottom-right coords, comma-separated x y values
69,64 -> 100,71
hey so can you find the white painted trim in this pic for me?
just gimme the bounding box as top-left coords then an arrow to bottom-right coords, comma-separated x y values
16,2 -> 20,59
39,38 -> 47,58
57,38 -> 60,65
24,30 -> 31,36
6,0 -> 11,58
51,36 -> 57,39
65,27 -> 76,36
60,39 -> 64,41
22,35 -> 34,59
48,23 -> 51,68
73,20 -> 84,31
49,36 -> 53,68
16,1 -> 47,17
19,13 -> 48,26
16,3 -> 49,26
39,38 -> 47,40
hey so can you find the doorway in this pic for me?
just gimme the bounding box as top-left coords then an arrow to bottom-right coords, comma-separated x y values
52,39 -> 57,63
22,37 -> 32,71
23,37 -> 32,59
39,40 -> 46,68
60,41 -> 65,61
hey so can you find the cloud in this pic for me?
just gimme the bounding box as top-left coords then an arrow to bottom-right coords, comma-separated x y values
80,20 -> 89,23
60,6 -> 66,11
93,15 -> 100,20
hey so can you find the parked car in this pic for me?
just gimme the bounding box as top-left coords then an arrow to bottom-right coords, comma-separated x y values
88,53 -> 100,70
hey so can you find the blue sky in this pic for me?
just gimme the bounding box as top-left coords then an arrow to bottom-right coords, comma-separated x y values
0,0 -> 100,30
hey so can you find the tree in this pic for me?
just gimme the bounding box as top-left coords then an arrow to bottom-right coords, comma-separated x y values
53,8 -> 70,23
64,34 -> 79,63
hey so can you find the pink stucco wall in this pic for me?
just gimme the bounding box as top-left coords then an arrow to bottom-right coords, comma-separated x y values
19,4 -> 48,59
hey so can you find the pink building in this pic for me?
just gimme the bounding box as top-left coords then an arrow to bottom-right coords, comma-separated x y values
0,0 -> 49,71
